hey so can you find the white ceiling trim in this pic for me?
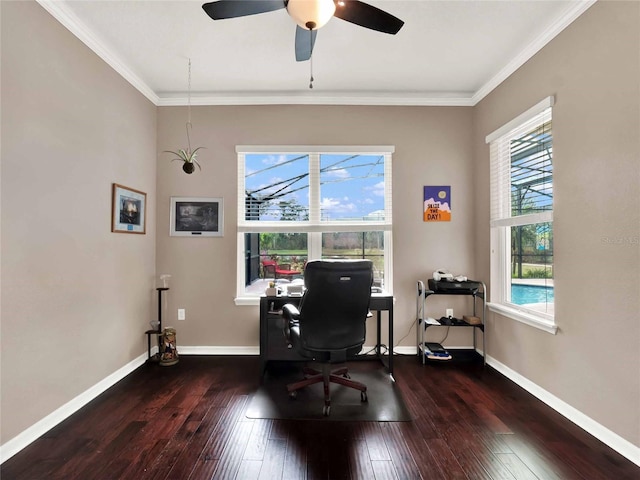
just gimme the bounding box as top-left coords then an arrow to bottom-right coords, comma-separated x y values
37,0 -> 595,108
36,0 -> 160,105
157,92 -> 476,107
472,0 -> 596,105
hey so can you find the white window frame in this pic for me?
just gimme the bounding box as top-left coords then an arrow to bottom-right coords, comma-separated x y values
486,97 -> 557,334
235,146 -> 394,305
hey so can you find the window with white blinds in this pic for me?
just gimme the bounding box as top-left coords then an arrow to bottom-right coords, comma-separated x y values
235,146 -> 394,302
486,97 -> 556,332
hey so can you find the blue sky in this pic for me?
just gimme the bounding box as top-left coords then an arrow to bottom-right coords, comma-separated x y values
245,153 -> 385,220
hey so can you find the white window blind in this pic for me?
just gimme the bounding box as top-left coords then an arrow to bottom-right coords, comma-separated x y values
487,97 -> 554,227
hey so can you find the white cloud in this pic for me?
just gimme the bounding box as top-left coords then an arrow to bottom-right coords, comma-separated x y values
320,197 -> 340,209
365,181 -> 385,197
321,197 -> 357,213
327,168 -> 350,179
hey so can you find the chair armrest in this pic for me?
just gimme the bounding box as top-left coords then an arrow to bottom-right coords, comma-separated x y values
282,303 -> 300,344
282,303 -> 300,321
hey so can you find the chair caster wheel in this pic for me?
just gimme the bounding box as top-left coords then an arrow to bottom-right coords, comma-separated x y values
323,405 -> 330,416
289,391 -> 297,399
361,391 -> 368,402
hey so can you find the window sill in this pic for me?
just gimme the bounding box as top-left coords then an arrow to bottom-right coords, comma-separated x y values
235,296 -> 260,306
488,302 -> 558,334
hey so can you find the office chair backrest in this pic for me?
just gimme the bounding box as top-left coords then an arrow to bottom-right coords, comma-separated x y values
298,259 -> 373,352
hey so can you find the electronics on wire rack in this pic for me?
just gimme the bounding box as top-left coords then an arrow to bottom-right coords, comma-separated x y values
422,342 -> 452,361
428,269 -> 481,293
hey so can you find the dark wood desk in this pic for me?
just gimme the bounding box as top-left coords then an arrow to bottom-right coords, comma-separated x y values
259,293 -> 395,376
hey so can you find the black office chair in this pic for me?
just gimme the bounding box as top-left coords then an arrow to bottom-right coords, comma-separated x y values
282,259 -> 373,416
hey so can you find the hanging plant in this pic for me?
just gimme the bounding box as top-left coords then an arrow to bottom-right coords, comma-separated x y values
165,147 -> 203,174
164,123 -> 205,174
165,59 -> 205,175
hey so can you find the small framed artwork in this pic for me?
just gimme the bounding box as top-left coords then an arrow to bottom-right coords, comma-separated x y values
170,197 -> 224,237
423,186 -> 451,222
112,183 -> 147,234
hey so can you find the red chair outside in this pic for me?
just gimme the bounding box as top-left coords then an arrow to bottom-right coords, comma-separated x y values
262,259 -> 301,280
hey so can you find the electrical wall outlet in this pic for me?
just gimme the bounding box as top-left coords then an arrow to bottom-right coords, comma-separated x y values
446,308 -> 454,318
178,308 -> 186,321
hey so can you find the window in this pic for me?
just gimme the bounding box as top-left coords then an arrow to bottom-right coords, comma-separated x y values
236,146 -> 393,303
486,97 -> 556,333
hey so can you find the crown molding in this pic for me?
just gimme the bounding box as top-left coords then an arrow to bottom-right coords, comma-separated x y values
36,0 -> 160,105
156,91 -> 476,107
38,0 -> 595,108
472,0 -> 597,105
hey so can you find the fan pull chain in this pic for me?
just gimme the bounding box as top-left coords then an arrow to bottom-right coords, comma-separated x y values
309,27 -> 314,89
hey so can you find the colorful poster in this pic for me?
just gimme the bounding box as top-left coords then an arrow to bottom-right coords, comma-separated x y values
423,186 -> 451,222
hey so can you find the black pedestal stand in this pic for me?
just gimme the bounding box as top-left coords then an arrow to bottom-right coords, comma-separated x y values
146,287 -> 169,363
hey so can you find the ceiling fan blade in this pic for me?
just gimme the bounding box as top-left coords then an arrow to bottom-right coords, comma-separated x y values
202,0 -> 285,20
333,0 -> 404,34
295,26 -> 317,62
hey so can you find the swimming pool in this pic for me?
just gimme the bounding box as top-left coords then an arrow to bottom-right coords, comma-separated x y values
511,284 -> 554,305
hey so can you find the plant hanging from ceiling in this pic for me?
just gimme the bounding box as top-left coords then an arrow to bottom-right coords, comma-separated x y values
165,58 -> 205,174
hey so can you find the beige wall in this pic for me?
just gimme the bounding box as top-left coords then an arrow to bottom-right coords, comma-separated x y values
473,1 -> 639,446
156,105 -> 477,349
1,1 -> 157,444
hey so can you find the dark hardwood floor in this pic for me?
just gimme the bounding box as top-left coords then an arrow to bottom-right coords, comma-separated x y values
2,355 -> 638,479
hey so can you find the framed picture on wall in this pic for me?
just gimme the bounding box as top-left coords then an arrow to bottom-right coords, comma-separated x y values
170,197 -> 224,237
112,183 -> 147,234
423,186 -> 451,222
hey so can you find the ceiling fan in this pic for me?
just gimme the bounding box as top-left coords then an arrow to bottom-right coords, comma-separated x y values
201,0 -> 404,62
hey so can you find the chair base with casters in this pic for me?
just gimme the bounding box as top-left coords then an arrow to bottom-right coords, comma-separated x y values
287,363 -> 368,416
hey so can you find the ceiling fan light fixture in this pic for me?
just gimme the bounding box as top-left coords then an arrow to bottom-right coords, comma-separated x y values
287,0 -> 336,30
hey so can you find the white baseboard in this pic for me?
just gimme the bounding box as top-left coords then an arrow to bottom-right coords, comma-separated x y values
486,354 -> 640,467
177,345 -> 468,357
179,345 -> 418,356
392,345 -> 479,356
393,345 -> 418,355
178,346 -> 259,355
0,351 -> 150,464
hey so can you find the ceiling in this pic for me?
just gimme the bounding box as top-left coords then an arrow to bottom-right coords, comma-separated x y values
39,0 -> 595,106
